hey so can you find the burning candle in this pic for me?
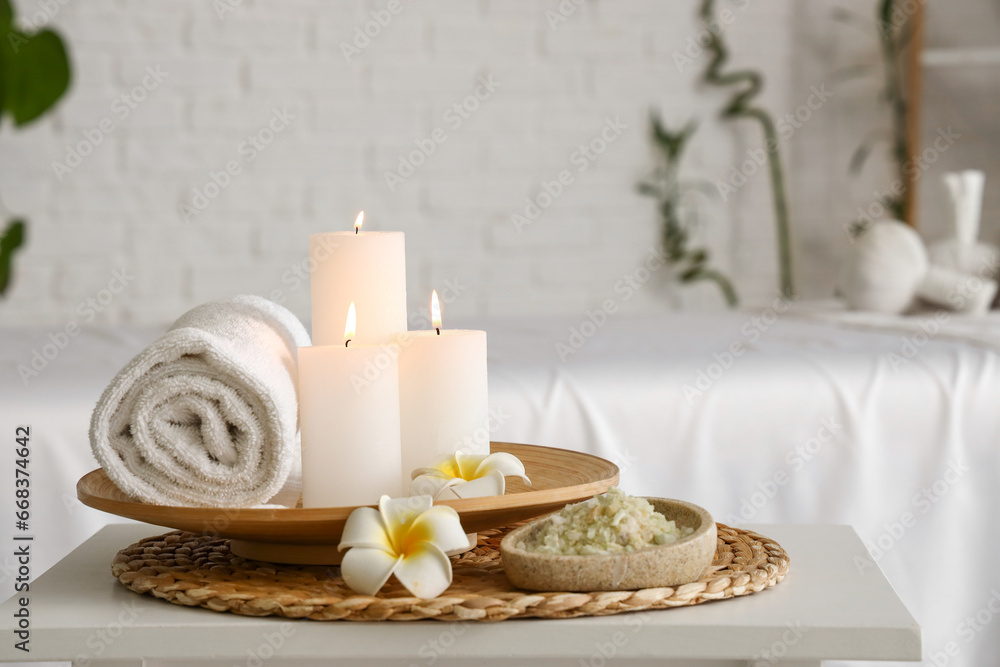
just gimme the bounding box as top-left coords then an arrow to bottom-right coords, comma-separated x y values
309,212 -> 407,346
298,302 -> 403,507
396,291 -> 489,480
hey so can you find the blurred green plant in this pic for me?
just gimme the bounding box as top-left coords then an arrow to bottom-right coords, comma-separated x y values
637,114 -> 738,307
0,0 -> 71,297
834,0 -> 912,228
699,0 -> 794,299
0,219 -> 24,295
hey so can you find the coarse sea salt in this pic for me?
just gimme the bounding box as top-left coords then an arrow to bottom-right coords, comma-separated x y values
516,488 -> 694,556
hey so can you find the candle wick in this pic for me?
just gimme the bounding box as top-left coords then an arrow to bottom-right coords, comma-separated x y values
435,327 -> 440,335
355,228 -> 358,235
345,339 -> 351,347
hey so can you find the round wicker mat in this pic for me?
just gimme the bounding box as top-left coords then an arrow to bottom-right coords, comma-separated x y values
111,523 -> 789,621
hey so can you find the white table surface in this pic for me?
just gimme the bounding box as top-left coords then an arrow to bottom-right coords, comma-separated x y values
0,523 -> 920,667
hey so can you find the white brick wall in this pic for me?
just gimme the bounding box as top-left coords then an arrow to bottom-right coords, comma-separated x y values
0,0 -> 937,327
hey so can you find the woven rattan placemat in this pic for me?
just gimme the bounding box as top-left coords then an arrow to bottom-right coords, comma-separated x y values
111,523 -> 789,621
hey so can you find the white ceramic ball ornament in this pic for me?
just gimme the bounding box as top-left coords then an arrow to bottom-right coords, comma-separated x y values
841,220 -> 929,314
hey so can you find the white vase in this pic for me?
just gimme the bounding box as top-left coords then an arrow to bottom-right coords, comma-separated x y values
928,170 -> 1000,279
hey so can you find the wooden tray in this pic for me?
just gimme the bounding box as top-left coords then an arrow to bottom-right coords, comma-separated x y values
78,442 -> 618,564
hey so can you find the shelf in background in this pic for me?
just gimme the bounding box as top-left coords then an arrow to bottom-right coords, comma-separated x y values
922,47 -> 1000,67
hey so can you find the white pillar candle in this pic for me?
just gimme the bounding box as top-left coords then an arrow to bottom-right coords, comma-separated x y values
310,212 -> 407,346
397,291 -> 489,481
299,303 -> 403,507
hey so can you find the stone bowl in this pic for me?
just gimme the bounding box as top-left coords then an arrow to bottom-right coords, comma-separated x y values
500,497 -> 716,592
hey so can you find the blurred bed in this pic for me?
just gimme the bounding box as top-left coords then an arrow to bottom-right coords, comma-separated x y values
2,307 -> 999,666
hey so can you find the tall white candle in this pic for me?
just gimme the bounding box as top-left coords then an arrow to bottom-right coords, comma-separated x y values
310,212 -> 407,346
299,303 -> 403,507
397,291 -> 489,480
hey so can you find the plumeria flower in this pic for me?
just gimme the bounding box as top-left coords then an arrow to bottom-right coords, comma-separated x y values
410,451 -> 531,501
338,495 -> 469,599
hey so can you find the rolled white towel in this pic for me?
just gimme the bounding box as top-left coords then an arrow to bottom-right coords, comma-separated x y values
916,265 -> 998,316
90,295 -> 310,507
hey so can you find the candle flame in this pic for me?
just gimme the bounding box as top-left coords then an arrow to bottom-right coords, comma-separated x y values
354,211 -> 364,233
344,302 -> 356,344
431,290 -> 441,332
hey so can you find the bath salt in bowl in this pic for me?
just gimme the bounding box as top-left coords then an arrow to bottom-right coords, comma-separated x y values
517,488 -> 693,555
501,493 -> 716,592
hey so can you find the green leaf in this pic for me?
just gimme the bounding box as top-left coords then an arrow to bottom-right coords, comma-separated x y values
649,111 -> 671,149
878,0 -> 894,28
679,266 -> 703,282
0,219 -> 25,296
849,143 -> 871,174
640,93 -> 740,305
648,110 -> 698,161
848,219 -> 870,239
848,130 -> 894,174
0,0 -> 13,31
5,28 -> 71,127
636,182 -> 661,198
676,120 -> 697,147
666,120 -> 697,160
699,268 -> 739,306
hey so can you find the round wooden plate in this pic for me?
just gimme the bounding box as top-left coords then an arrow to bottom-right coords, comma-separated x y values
78,442 -> 618,564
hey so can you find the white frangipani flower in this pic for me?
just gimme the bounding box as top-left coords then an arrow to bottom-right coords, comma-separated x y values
338,495 -> 469,599
410,451 -> 531,500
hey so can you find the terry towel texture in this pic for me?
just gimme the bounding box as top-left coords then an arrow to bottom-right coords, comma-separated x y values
90,295 -> 309,507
